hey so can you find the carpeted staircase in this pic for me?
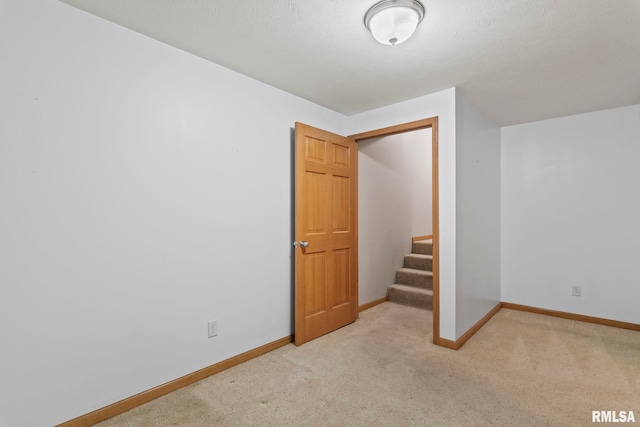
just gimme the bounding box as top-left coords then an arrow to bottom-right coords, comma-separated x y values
388,239 -> 433,310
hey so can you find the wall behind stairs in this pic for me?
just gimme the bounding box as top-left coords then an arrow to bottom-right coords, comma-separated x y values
358,129 -> 432,305
501,104 -> 640,324
455,92 -> 501,338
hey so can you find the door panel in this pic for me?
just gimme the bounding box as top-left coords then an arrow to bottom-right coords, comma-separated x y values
333,249 -> 350,306
295,122 -> 358,346
332,176 -> 350,232
303,171 -> 327,234
304,253 -> 327,316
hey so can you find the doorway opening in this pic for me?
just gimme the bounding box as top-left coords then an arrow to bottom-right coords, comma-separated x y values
350,117 -> 441,343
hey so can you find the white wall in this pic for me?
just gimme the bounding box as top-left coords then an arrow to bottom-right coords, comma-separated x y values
347,88 -> 458,340
358,129 -> 432,305
0,1 -> 347,426
455,92 -> 501,338
501,104 -> 640,324
0,1 -> 462,424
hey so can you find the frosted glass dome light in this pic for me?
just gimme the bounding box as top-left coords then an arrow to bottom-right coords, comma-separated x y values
365,0 -> 425,46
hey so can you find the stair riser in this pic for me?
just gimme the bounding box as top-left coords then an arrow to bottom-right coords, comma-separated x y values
412,241 -> 433,255
396,271 -> 433,290
388,288 -> 433,310
404,256 -> 433,271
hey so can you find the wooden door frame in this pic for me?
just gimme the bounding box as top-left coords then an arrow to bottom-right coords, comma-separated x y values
349,117 -> 442,345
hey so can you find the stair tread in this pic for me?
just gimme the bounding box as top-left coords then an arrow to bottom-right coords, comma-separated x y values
388,283 -> 434,311
411,240 -> 433,256
396,267 -> 433,276
389,284 -> 433,295
405,253 -> 433,259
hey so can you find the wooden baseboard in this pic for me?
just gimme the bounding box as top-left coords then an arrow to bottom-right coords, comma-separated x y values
57,335 -> 294,427
454,302 -> 503,349
59,300 -> 638,425
412,234 -> 433,243
433,302 -> 503,350
358,296 -> 389,312
432,336 -> 457,349
434,301 -> 640,351
502,303 -> 640,332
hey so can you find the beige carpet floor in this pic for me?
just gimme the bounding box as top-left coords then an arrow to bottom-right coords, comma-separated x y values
96,303 -> 640,426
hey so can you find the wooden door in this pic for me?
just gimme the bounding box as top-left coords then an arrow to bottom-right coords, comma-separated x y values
294,123 -> 358,346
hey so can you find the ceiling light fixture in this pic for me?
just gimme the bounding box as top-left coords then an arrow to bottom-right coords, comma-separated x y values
364,0 -> 425,46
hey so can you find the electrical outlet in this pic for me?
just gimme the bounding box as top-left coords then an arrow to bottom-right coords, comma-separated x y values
207,320 -> 218,338
571,285 -> 581,297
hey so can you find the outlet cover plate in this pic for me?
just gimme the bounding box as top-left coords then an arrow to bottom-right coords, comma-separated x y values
207,320 -> 218,338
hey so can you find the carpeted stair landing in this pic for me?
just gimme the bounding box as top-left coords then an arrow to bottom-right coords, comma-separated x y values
388,239 -> 433,310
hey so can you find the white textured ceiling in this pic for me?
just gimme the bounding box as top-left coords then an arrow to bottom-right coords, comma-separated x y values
60,0 -> 640,126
